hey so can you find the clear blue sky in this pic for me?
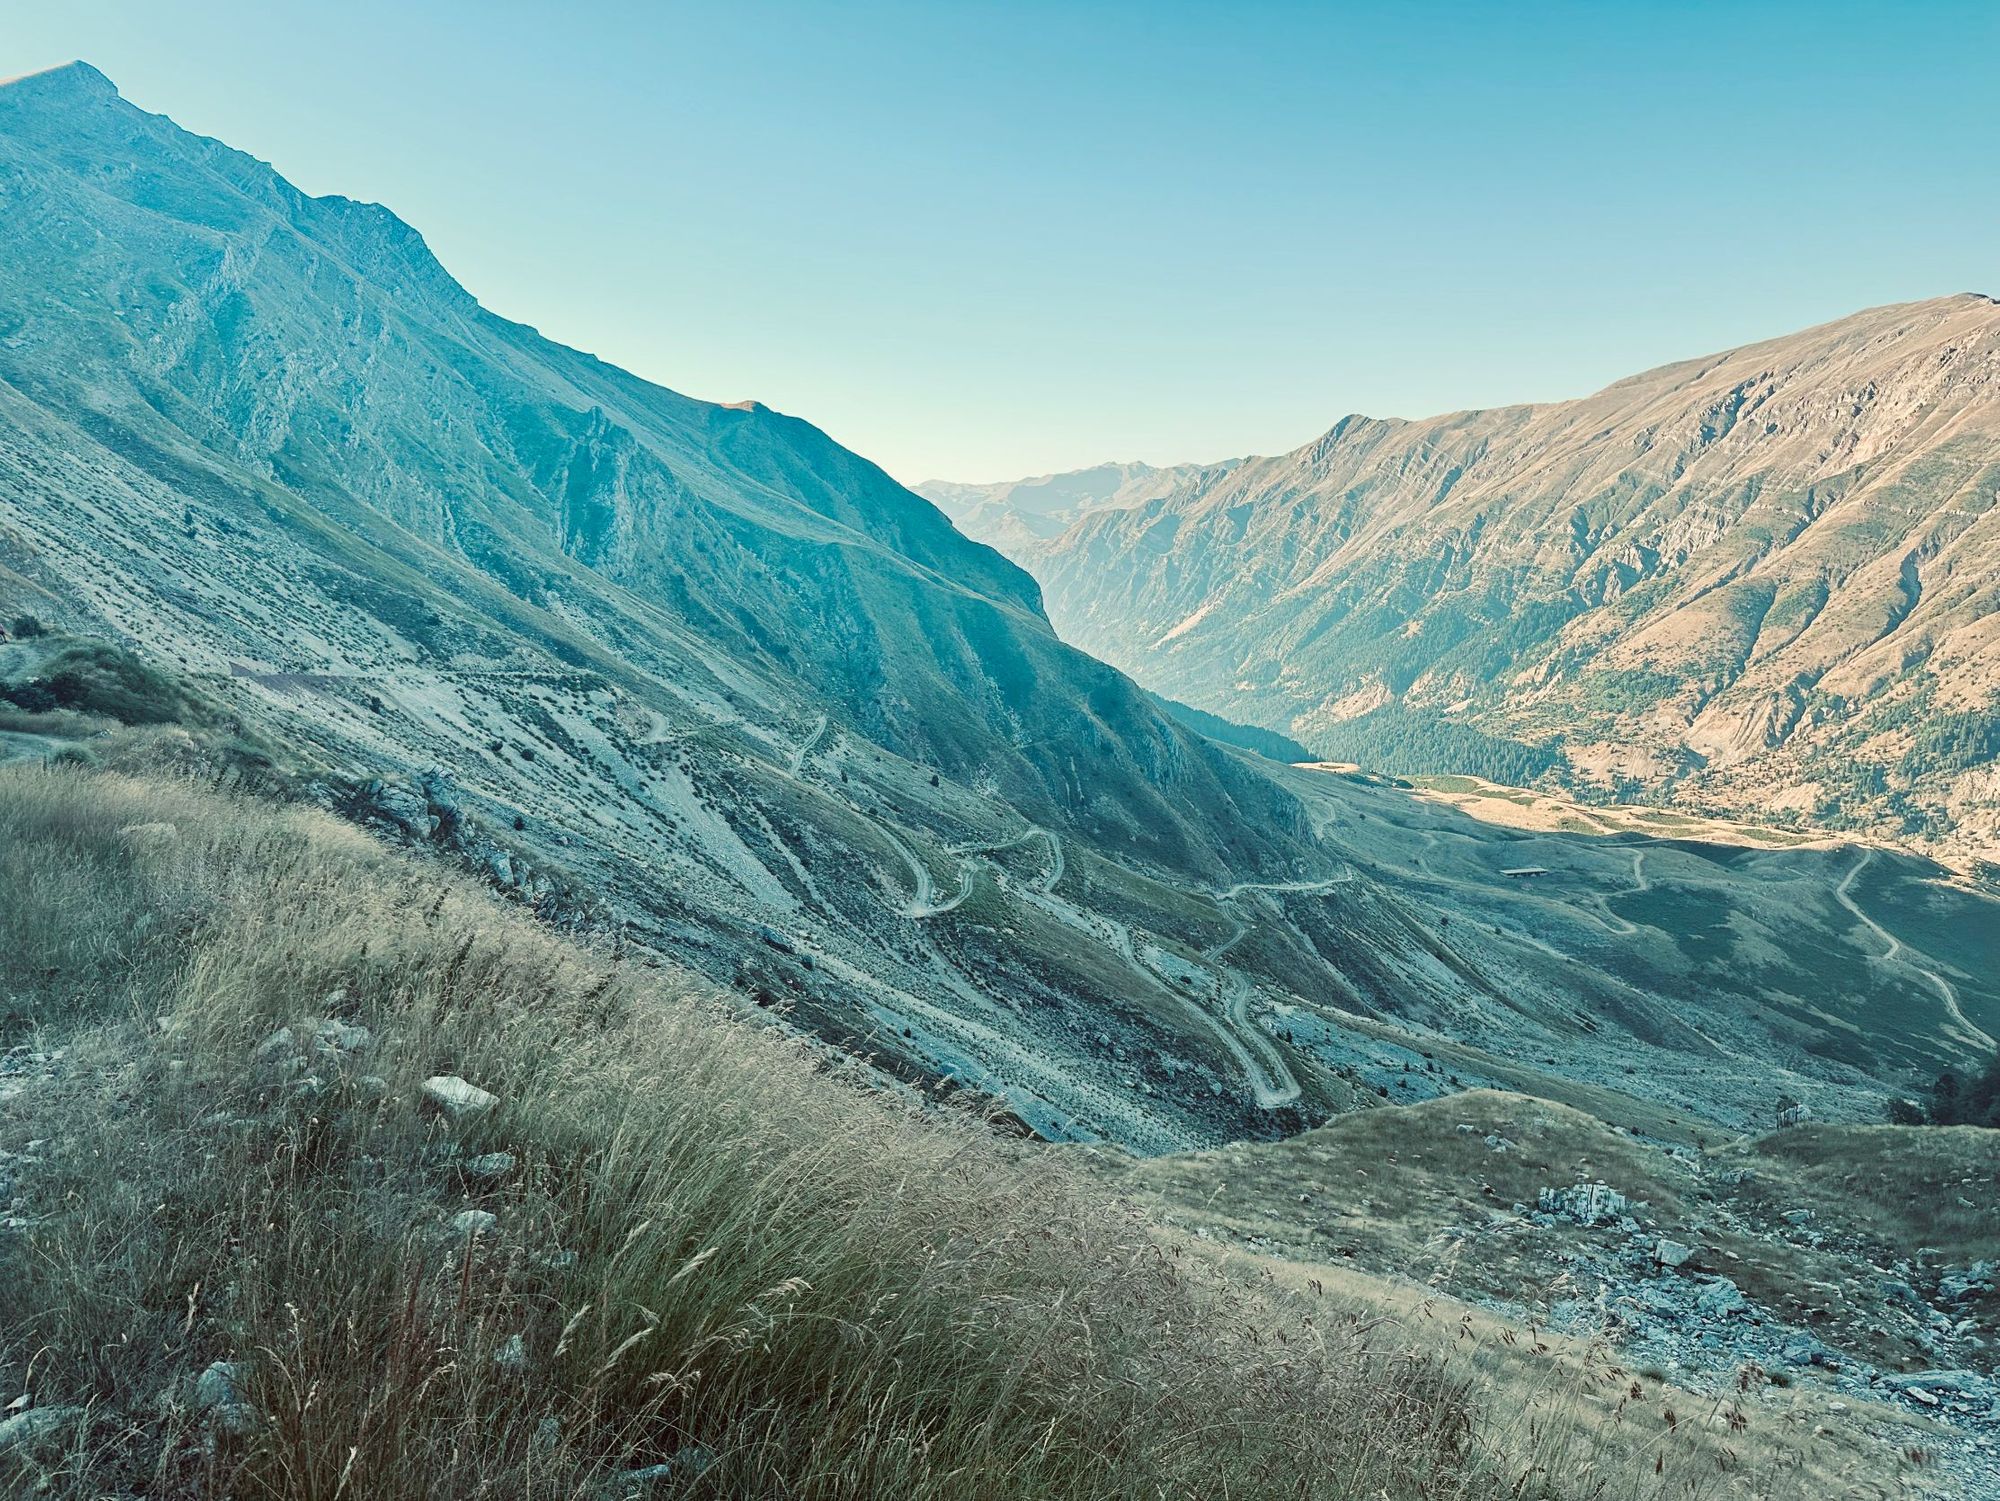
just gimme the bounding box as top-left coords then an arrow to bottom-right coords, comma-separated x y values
5,2 -> 1996,484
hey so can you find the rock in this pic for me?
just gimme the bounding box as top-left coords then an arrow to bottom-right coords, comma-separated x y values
1781,1208 -> 1813,1226
605,1449 -> 716,1492
195,1361 -> 244,1410
1781,1332 -> 1836,1367
195,1360 -> 258,1435
1537,1182 -> 1629,1226
253,1027 -> 294,1061
0,1404 -> 82,1453
422,1076 -> 497,1115
463,1151 -> 517,1181
1880,1369 -> 1993,1398
1693,1276 -> 1748,1316
316,1018 -> 371,1052
451,1209 -> 497,1237
494,1334 -> 527,1369
1455,1123 -> 1475,1135
533,1416 -> 562,1453
1484,1133 -> 1513,1152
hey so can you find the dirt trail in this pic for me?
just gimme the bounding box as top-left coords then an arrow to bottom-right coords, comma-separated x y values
787,714 -> 828,776
1837,849 -> 1995,1053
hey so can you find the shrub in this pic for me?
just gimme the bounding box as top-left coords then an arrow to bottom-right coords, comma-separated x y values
8,613 -> 47,638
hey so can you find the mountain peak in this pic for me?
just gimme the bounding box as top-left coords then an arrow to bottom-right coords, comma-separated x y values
0,60 -> 119,100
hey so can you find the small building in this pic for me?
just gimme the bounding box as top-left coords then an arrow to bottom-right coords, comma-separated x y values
1500,866 -> 1552,879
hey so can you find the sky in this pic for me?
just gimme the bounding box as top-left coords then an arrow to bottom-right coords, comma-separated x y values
4,2 -> 1997,485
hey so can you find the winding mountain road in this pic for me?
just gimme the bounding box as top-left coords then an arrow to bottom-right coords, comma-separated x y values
769,709 -> 1296,1104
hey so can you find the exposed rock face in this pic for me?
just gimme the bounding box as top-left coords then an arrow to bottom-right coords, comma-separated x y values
1024,297 -> 2000,859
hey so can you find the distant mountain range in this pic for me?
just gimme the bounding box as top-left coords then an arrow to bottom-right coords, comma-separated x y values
916,460 -> 1228,554
1005,297 -> 2000,863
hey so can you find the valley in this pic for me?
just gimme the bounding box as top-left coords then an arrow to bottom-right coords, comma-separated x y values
1,52 -> 1997,1500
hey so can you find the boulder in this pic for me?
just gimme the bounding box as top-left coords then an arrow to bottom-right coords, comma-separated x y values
463,1151 -> 517,1181
195,1359 -> 258,1435
451,1209 -> 497,1237
1693,1276 -> 1748,1316
316,1018 -> 371,1053
0,1404 -> 82,1453
1537,1182 -> 1630,1226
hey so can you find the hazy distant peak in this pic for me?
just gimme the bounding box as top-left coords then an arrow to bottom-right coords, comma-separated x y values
916,458 -> 1232,559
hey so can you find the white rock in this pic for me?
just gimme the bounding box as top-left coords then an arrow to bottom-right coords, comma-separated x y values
422,1076 -> 497,1115
463,1151 -> 516,1180
494,1334 -> 527,1369
194,1361 -> 244,1412
1654,1238 -> 1696,1269
253,1027 -> 294,1061
451,1209 -> 497,1237
316,1018 -> 371,1052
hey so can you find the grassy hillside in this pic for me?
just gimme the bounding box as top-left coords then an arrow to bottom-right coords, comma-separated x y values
0,761 -> 1498,1499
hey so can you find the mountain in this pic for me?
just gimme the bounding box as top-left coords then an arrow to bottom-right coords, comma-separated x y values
1025,297 -> 2000,864
917,460 -> 1227,558
4,63 -> 1997,1157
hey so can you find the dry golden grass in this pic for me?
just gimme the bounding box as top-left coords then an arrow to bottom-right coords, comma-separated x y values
1717,1123 -> 2000,1263
1093,1091 -> 1952,1499
1222,1247 -> 1942,1501
0,764 -> 1499,1499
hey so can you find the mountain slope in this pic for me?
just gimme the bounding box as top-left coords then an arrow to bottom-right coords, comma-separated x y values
0,60 -> 1294,880
1027,297 -> 2000,861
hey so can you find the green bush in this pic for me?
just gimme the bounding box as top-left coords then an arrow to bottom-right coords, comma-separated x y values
1,642 -> 201,726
